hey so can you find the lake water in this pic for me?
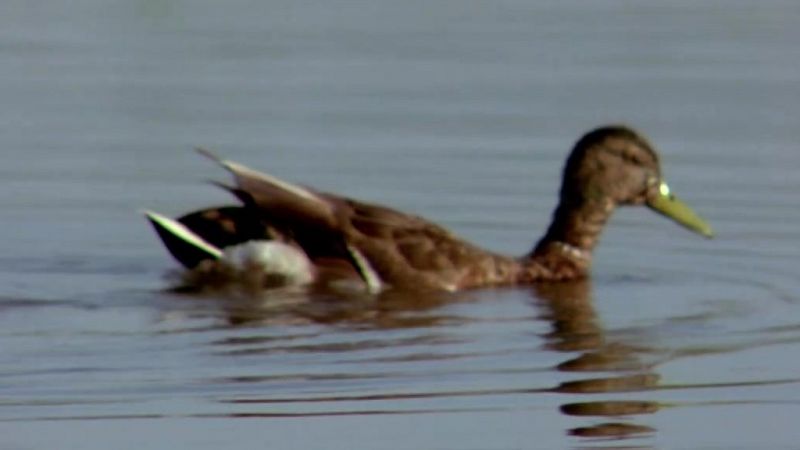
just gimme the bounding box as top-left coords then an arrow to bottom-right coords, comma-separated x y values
2,1 -> 800,449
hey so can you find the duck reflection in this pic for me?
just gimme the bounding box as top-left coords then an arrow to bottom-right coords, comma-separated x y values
167,282 -> 462,329
532,280 -> 659,440
164,279 -> 661,441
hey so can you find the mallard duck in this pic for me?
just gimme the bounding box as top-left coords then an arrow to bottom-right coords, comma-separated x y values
145,126 -> 713,292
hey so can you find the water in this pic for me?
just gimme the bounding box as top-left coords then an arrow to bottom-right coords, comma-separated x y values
2,1 -> 800,449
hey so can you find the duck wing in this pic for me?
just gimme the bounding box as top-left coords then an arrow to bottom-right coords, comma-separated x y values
197,150 -> 483,290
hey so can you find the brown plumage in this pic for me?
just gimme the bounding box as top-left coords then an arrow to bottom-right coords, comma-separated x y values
145,126 -> 713,292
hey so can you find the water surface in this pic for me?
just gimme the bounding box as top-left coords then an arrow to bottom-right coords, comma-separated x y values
2,1 -> 800,449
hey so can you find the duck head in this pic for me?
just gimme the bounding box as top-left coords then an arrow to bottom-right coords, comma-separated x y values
560,126 -> 713,238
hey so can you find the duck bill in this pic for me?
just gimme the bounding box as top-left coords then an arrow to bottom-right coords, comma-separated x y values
646,181 -> 714,238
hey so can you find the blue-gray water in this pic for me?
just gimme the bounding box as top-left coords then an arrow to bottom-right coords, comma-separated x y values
2,1 -> 800,449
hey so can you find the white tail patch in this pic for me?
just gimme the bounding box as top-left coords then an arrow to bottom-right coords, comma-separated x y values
143,210 -> 223,259
346,245 -> 383,293
222,241 -> 315,286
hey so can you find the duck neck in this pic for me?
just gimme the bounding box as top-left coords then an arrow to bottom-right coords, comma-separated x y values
522,197 -> 615,280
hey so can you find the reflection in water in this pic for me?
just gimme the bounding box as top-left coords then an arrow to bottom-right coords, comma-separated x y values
532,280 -> 660,441
159,276 -> 800,446
173,280 -> 663,443
168,285 -> 463,329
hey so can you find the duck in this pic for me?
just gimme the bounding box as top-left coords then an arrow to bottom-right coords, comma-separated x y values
144,125 -> 713,293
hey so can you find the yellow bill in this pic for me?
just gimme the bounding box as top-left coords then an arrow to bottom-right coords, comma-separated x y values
647,181 -> 714,238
